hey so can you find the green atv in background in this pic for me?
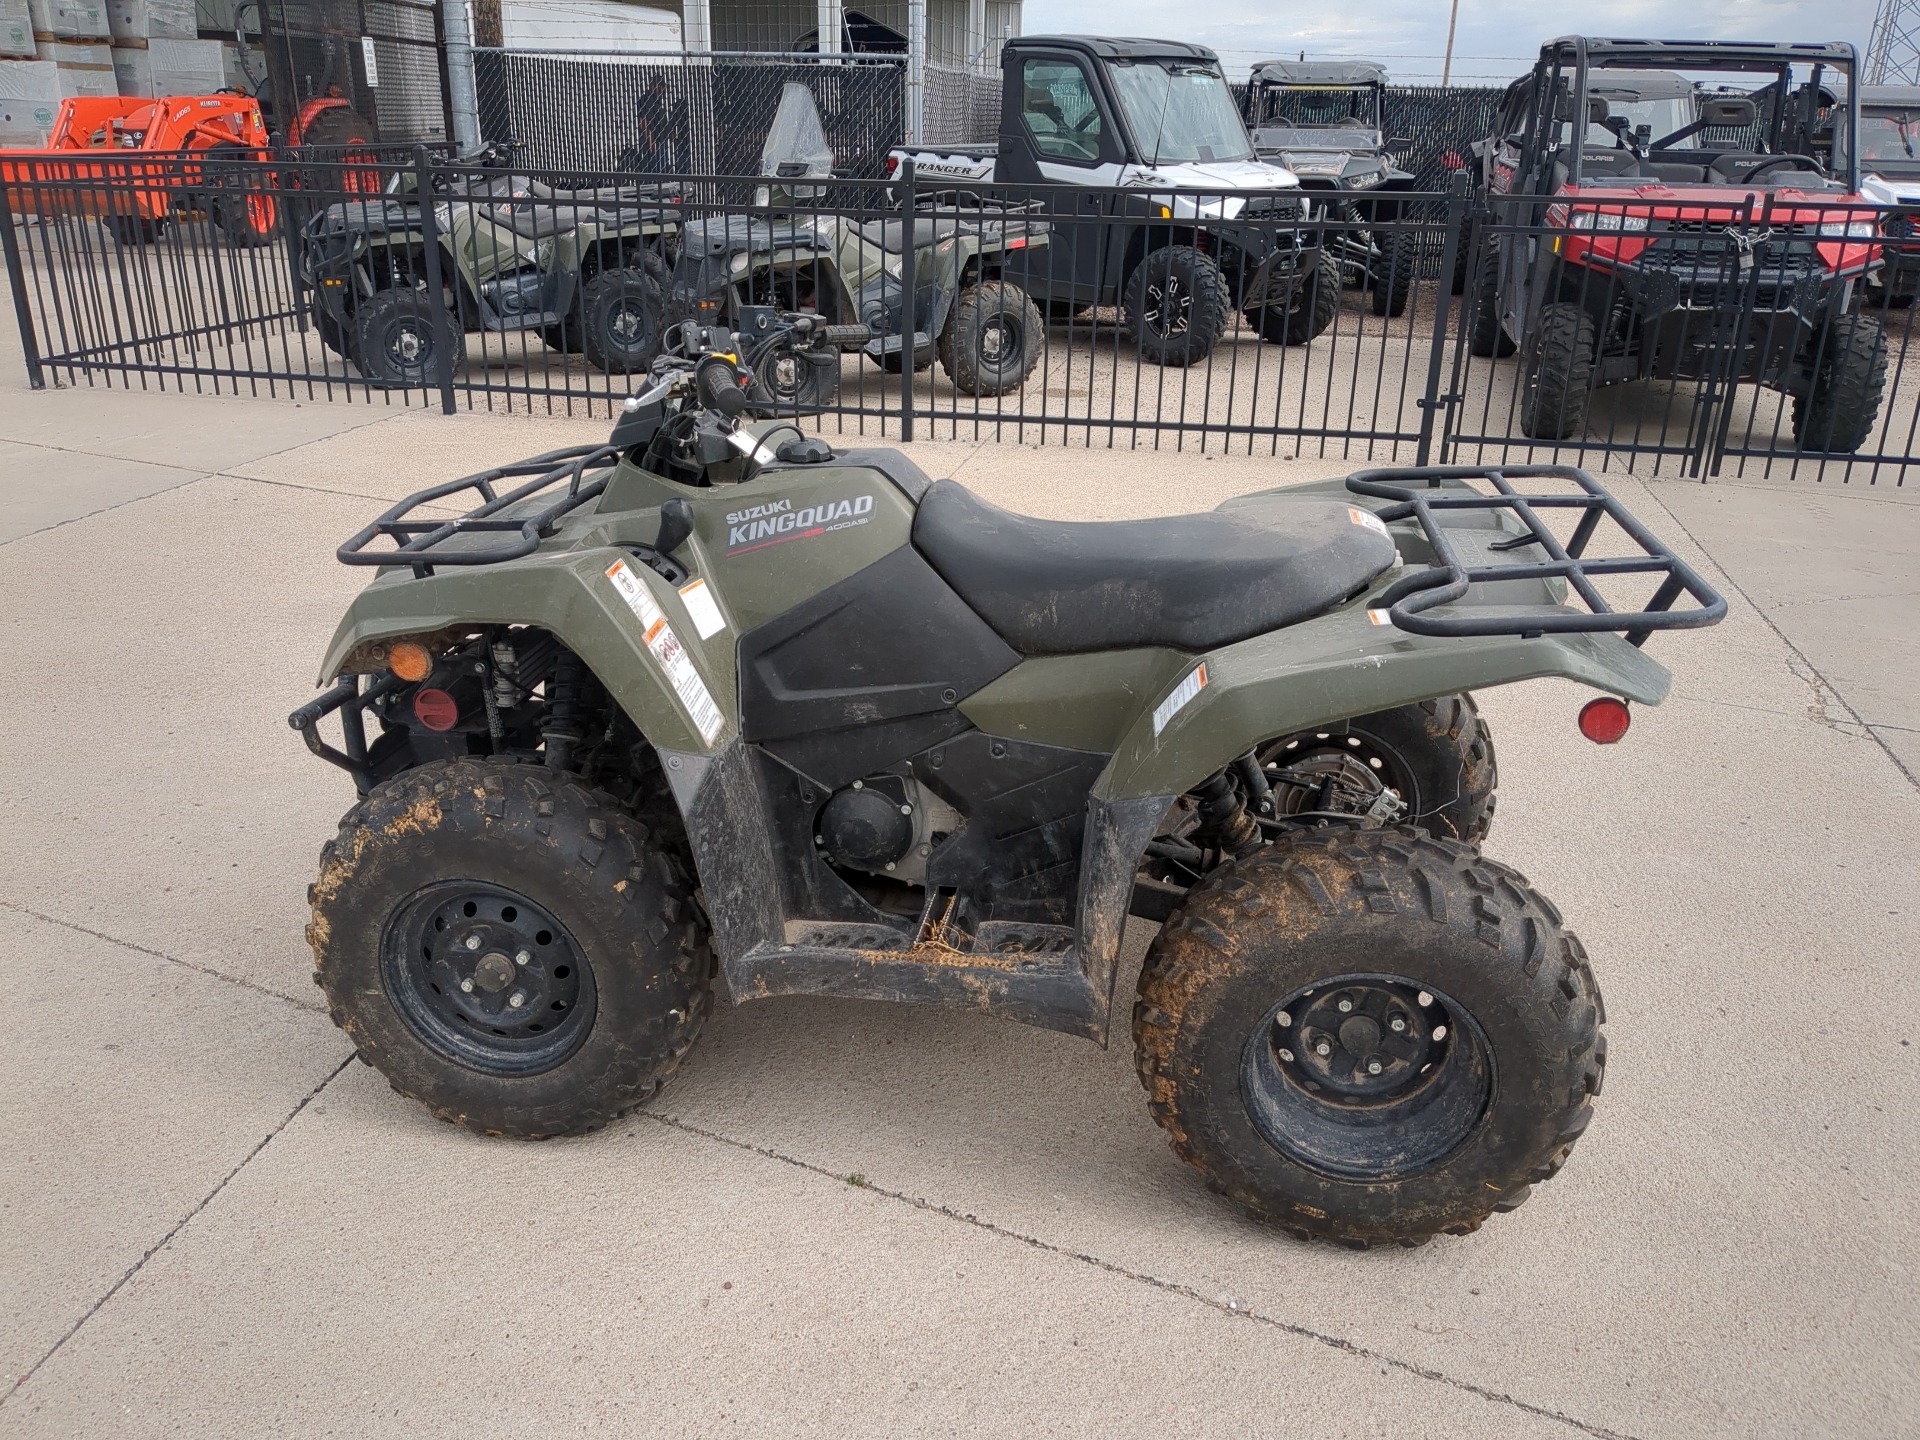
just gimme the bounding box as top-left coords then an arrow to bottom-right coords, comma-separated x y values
665,84 -> 1049,400
292,322 -> 1723,1246
298,144 -> 684,388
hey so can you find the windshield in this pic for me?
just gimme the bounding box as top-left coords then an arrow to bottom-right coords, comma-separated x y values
1256,85 -> 1381,131
1108,61 -> 1254,165
1859,112 -> 1920,165
760,82 -> 834,178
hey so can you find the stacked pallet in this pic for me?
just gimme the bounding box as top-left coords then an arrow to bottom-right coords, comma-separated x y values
107,0 -> 219,96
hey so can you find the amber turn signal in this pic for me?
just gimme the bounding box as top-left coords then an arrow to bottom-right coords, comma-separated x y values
388,640 -> 433,682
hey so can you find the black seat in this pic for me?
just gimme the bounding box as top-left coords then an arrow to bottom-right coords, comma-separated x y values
852,217 -> 964,253
911,480 -> 1397,656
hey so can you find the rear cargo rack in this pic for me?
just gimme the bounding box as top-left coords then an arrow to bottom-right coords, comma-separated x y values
1345,464 -> 1726,645
337,443 -> 621,578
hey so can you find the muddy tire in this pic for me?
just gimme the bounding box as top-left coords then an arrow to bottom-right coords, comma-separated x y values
1134,827 -> 1604,1247
1124,245 -> 1230,366
1519,302 -> 1595,441
939,279 -> 1043,395
352,286 -> 465,389
1248,250 -> 1340,345
1369,227 -> 1417,318
1793,312 -> 1887,454
580,266 -> 663,374
309,758 -> 713,1138
1468,245 -> 1515,358
1259,694 -> 1497,842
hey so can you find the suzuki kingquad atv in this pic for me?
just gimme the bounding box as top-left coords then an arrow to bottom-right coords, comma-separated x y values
291,322 -> 1723,1246
299,144 -> 684,388
1474,38 -> 1887,452
666,83 -> 1047,397
1246,60 -> 1419,316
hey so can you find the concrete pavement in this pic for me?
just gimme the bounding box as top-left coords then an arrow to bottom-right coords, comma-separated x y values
1,359 -> 1917,1436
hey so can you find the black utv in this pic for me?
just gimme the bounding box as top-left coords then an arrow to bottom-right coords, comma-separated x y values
1246,60 -> 1419,314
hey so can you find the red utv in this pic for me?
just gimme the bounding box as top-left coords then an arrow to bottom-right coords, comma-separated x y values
1471,39 -> 1885,452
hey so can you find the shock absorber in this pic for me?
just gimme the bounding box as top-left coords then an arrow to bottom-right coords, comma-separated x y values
542,652 -> 586,774
1191,767 -> 1262,859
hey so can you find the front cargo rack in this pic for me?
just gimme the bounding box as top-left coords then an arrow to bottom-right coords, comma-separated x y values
1345,464 -> 1727,646
338,443 -> 621,578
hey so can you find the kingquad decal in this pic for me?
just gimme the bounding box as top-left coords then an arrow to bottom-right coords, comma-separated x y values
725,492 -> 876,554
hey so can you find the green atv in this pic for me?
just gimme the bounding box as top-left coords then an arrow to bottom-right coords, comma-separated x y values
665,83 -> 1049,399
292,321 -> 1724,1246
298,144 -> 683,388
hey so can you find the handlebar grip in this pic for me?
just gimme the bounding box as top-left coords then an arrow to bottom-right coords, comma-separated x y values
818,324 -> 872,346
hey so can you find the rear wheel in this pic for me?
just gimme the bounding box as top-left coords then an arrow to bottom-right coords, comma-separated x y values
1519,302 -> 1596,441
1134,827 -> 1604,1247
352,286 -> 465,389
1793,312 -> 1888,454
939,280 -> 1043,395
752,339 -> 839,410
1369,228 -> 1416,318
207,143 -> 277,248
580,267 -> 663,374
309,758 -> 713,1138
1124,245 -> 1230,366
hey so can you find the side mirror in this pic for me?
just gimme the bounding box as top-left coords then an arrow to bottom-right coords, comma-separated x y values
1587,96 -> 1611,127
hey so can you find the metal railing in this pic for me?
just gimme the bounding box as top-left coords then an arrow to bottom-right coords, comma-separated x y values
2,150 -> 1914,484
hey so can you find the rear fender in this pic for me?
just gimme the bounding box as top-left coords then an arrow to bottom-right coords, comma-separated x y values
1097,596 -> 1671,803
316,547 -> 739,756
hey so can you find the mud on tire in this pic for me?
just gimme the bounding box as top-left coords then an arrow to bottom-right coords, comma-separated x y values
1133,827 -> 1603,1247
309,757 -> 713,1138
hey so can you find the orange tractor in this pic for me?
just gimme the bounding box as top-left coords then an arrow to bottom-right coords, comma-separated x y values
0,92 -> 374,247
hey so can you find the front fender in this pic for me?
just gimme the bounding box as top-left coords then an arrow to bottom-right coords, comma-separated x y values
1096,596 -> 1670,802
316,547 -> 739,755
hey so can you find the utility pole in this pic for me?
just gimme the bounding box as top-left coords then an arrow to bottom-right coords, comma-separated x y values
1867,0 -> 1920,83
1442,0 -> 1461,88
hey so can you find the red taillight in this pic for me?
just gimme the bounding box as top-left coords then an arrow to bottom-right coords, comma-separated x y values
1578,697 -> 1631,744
413,687 -> 460,732
884,154 -> 899,177
1006,236 -> 1027,249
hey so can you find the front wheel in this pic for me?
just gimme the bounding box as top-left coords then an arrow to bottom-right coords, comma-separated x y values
352,286 -> 466,389
1468,246 -> 1515,358
1134,827 -> 1605,1247
752,339 -> 839,410
1519,302 -> 1596,441
1124,245 -> 1230,366
1246,251 -> 1339,345
939,279 -> 1043,395
1369,228 -> 1417,318
1793,313 -> 1888,454
309,758 -> 714,1138
579,267 -> 663,375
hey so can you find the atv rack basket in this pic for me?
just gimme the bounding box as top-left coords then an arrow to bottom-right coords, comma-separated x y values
1345,464 -> 1727,645
337,443 -> 621,578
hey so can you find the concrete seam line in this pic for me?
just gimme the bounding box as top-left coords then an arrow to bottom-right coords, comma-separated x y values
1640,487 -> 1920,795
639,1111 -> 1639,1440
0,899 -> 326,1016
0,1054 -> 353,1406
0,473 -> 210,551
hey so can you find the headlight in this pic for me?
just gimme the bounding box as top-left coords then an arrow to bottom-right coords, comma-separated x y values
1569,211 -> 1649,232
1816,217 -> 1878,239
1347,169 -> 1387,189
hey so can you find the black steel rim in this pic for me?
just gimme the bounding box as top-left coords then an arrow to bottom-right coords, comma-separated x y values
381,882 -> 597,1077
377,311 -> 430,374
1241,974 -> 1493,1179
603,292 -> 657,359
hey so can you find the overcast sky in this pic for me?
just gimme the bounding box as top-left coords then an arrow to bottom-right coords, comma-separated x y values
1024,0 -> 1885,84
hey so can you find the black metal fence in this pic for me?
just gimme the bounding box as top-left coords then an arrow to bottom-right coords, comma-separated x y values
2,150 -> 1914,484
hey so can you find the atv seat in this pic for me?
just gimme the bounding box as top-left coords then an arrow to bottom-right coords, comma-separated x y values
911,480 -> 1398,656
852,216 -> 965,253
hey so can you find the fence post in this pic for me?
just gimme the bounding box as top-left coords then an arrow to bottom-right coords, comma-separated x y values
414,145 -> 458,416
1413,172 -> 1470,467
0,181 -> 46,390
898,158 -> 917,443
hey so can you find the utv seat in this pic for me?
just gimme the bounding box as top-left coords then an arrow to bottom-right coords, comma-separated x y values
851,216 -> 965,253
911,479 -> 1398,656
